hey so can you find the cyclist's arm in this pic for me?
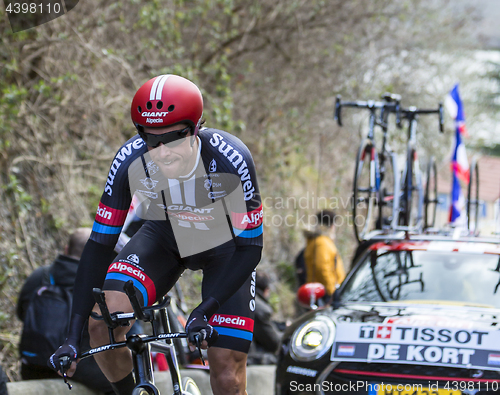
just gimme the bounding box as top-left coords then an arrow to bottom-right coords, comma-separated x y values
67,239 -> 118,343
205,244 -> 262,316
66,137 -> 147,344
201,184 -> 263,316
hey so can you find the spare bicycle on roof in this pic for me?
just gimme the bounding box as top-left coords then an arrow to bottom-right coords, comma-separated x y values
335,94 -> 444,241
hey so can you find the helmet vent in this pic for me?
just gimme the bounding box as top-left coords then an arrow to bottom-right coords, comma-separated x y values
146,101 -> 152,110
168,105 -> 175,112
156,101 -> 163,109
137,106 -> 142,113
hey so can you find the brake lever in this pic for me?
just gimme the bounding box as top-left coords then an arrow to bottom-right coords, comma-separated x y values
59,356 -> 73,390
194,334 -> 206,366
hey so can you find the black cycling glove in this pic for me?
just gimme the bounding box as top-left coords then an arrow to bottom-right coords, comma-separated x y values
48,313 -> 85,371
185,297 -> 220,347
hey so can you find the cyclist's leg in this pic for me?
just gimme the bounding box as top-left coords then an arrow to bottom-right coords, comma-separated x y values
88,221 -> 184,386
208,348 -> 248,395
89,291 -> 134,382
200,251 -> 255,395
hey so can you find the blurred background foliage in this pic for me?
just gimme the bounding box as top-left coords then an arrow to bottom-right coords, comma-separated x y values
0,0 -> 490,379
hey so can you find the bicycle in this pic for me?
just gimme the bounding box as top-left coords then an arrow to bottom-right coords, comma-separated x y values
334,93 -> 401,242
467,157 -> 480,233
56,280 -> 204,395
395,104 -> 444,231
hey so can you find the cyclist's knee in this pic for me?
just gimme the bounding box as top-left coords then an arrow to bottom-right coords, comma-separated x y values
210,369 -> 246,394
88,315 -> 111,346
88,290 -> 133,346
208,348 -> 247,394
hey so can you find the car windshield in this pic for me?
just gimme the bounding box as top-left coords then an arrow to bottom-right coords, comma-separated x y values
340,249 -> 500,307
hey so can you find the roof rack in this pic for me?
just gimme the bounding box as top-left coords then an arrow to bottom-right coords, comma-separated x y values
363,229 -> 500,244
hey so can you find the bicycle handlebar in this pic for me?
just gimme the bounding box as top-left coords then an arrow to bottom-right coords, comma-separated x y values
397,102 -> 444,133
87,282 -> 207,363
334,94 -> 400,127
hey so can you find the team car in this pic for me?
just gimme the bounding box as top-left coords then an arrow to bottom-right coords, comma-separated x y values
275,231 -> 500,395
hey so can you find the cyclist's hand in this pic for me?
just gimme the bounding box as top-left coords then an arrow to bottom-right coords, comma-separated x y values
48,339 -> 79,377
185,309 -> 218,351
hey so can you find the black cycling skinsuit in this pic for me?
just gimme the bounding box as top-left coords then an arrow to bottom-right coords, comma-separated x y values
71,128 -> 263,353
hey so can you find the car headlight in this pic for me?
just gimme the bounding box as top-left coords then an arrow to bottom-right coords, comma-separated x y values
290,315 -> 336,362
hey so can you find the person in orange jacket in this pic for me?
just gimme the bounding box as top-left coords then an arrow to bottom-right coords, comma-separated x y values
303,210 -> 346,297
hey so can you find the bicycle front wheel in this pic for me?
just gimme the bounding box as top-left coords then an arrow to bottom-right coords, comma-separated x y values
467,158 -> 480,233
377,151 -> 398,230
400,147 -> 423,229
132,387 -> 155,395
424,156 -> 438,229
182,377 -> 202,395
352,139 -> 377,242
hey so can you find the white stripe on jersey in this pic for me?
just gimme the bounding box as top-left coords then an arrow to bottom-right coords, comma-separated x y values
183,175 -> 197,207
167,179 -> 183,204
178,220 -> 191,228
194,222 -> 210,230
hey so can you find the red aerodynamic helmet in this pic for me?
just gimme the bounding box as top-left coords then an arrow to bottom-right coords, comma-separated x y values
131,74 -> 203,135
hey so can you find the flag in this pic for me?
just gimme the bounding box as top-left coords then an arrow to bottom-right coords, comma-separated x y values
445,84 -> 468,137
446,84 -> 470,184
446,83 -> 469,225
449,170 -> 466,225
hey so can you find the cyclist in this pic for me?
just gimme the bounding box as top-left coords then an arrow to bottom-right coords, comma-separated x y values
49,74 -> 263,395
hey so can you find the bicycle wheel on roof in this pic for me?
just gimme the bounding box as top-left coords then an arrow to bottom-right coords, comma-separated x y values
377,150 -> 399,231
352,139 -> 378,242
424,156 -> 438,230
399,146 -> 423,230
467,158 -> 480,233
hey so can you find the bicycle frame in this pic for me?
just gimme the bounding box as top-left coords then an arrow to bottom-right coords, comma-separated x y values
396,104 -> 443,231
335,94 -> 401,241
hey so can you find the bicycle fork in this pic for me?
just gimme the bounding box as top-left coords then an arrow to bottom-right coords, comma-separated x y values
128,334 -> 184,395
128,336 -> 159,395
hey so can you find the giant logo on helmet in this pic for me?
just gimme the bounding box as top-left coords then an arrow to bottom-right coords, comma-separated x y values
142,111 -> 169,117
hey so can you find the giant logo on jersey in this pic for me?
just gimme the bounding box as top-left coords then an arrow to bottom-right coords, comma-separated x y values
209,133 -> 255,201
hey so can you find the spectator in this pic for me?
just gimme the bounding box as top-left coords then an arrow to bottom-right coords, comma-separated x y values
0,364 -> 8,395
17,228 -> 114,395
303,210 -> 346,297
248,271 -> 282,365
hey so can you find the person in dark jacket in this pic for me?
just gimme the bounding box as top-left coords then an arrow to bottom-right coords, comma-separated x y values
0,364 -> 8,395
17,228 -> 114,394
247,271 -> 282,365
